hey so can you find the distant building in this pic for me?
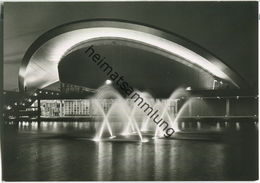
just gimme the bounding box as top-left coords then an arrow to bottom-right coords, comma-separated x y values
60,82 -> 96,94
39,99 -> 177,118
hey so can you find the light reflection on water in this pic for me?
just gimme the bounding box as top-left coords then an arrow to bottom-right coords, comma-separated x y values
16,121 -> 254,134
2,121 -> 258,181
96,142 -> 112,180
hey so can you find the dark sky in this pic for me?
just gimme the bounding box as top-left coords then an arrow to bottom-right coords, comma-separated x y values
4,2 -> 258,92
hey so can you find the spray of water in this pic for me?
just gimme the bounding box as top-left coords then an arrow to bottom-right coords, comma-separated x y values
92,85 -> 196,141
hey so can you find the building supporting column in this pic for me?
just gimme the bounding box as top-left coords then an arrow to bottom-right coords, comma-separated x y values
60,100 -> 63,117
37,99 -> 41,122
226,99 -> 230,116
188,100 -> 192,116
175,100 -> 178,116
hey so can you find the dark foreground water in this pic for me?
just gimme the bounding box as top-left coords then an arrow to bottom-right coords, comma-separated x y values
2,121 -> 258,181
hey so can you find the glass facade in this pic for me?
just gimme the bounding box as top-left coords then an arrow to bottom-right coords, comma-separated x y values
40,99 -> 177,117
37,97 -> 258,118
63,100 -> 90,116
41,100 -> 61,117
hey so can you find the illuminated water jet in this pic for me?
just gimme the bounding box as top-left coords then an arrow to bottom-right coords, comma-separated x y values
91,84 -> 208,141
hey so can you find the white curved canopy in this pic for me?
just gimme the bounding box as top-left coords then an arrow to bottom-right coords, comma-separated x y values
20,20 -> 245,91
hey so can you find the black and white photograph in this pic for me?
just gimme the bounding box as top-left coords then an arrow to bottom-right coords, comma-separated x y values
1,1 -> 259,181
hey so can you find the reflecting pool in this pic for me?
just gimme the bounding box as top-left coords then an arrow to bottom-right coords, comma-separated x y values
2,121 -> 258,181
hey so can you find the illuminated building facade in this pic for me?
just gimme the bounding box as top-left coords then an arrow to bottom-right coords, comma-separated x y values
39,99 -> 177,117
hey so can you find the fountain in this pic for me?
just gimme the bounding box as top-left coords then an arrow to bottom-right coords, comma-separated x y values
92,85 -> 145,142
89,83 -> 223,142
91,84 -> 196,142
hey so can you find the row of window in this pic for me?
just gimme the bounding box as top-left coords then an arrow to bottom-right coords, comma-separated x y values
40,99 -> 177,117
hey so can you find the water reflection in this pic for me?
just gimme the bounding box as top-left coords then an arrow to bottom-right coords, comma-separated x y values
197,121 -> 201,129
96,142 -> 112,180
216,122 -> 221,130
2,121 -> 258,181
17,121 -> 98,135
236,122 -> 240,130
16,121 -> 258,134
154,139 -> 165,180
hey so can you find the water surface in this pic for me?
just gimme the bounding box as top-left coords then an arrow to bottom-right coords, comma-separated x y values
2,121 -> 258,181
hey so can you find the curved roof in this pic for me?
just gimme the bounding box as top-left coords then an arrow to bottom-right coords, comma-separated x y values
19,19 -> 247,92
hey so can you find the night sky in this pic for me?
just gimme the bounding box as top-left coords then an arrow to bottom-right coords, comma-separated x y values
3,2 -> 258,93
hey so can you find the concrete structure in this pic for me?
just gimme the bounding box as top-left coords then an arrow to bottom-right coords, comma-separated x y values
19,20 -> 247,92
